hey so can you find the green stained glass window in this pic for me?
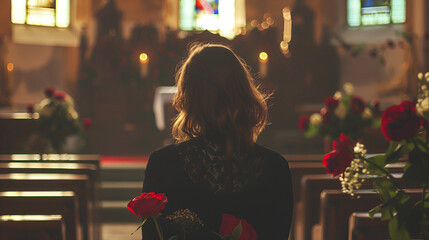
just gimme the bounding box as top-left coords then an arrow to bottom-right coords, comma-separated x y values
347,0 -> 406,27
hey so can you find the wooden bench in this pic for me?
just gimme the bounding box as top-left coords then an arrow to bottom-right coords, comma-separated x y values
298,162 -> 407,240
0,191 -> 77,240
319,189 -> 422,240
0,173 -> 91,240
0,154 -> 101,240
0,215 -> 65,240
348,212 -> 388,240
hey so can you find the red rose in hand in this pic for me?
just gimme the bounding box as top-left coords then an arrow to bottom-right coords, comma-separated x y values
350,96 -> 365,115
219,214 -> 257,240
54,91 -> 66,101
44,87 -> 55,98
127,192 -> 168,218
298,115 -> 310,131
381,101 -> 422,142
323,134 -> 355,176
324,97 -> 339,110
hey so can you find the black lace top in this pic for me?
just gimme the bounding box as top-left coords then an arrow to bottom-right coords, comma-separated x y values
142,137 -> 293,239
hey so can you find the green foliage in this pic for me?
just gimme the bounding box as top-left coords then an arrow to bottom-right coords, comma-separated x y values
366,155 -> 386,175
35,95 -> 82,153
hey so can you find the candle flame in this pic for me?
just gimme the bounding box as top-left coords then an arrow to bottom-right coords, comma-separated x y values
259,52 -> 268,62
7,63 -> 14,72
139,53 -> 149,63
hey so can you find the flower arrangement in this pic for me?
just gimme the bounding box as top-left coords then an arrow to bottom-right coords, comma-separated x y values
127,192 -> 257,240
323,74 -> 429,239
28,87 -> 83,153
299,83 -> 381,141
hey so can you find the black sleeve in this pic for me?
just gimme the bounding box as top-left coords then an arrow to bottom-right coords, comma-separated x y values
258,154 -> 294,240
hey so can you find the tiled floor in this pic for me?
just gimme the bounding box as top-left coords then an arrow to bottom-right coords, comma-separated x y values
102,223 -> 142,240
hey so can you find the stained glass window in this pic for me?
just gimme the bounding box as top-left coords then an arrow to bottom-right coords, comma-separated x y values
11,0 -> 70,28
180,0 -> 242,38
347,0 -> 406,27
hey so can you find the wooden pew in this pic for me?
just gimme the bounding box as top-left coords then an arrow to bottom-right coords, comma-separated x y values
0,173 -> 91,240
0,215 -> 64,240
348,212 -> 388,240
0,191 -> 77,240
0,154 -> 101,240
284,155 -> 325,240
319,189 -> 422,240
299,164 -> 406,240
0,162 -> 98,240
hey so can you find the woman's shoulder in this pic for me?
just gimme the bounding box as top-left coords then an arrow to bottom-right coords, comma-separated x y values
254,144 -> 290,168
148,139 -> 199,162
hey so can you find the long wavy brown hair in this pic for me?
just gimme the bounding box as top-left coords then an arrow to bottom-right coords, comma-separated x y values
172,43 -> 269,153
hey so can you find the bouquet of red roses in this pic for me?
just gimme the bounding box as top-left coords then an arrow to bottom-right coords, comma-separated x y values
324,95 -> 429,238
127,192 -> 257,240
299,83 -> 381,141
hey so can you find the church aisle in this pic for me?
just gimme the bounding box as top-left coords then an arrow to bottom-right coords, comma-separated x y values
100,161 -> 146,239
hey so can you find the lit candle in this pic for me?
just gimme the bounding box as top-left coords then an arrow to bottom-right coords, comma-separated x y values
281,7 -> 292,55
258,52 -> 268,78
139,53 -> 149,78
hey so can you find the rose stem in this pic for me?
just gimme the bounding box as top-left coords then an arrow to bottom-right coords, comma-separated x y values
153,217 -> 164,240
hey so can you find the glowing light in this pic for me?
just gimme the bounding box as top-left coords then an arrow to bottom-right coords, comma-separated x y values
139,53 -> 149,63
11,0 -> 70,28
11,0 -> 26,24
259,52 -> 268,62
7,63 -> 14,72
0,215 -> 63,221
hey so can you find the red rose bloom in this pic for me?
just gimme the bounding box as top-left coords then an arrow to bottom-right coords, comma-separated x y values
381,101 -> 422,142
324,97 -> 339,110
298,115 -> 310,131
323,134 -> 355,176
54,91 -> 66,101
44,87 -> 55,98
127,192 -> 168,219
219,214 -> 257,240
350,96 -> 365,115
84,118 -> 92,131
321,108 -> 333,124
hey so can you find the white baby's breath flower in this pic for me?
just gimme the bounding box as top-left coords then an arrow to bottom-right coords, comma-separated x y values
333,91 -> 342,99
40,105 -> 53,117
343,82 -> 354,95
417,97 -> 429,117
361,107 -> 372,119
68,109 -> 79,120
310,113 -> 322,125
334,102 -> 347,120
418,72 -> 424,80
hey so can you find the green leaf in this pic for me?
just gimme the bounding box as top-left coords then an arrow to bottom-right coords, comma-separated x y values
231,222 -> 242,240
403,163 -> 429,187
366,155 -> 386,175
305,125 -> 319,138
373,178 -> 397,202
371,118 -> 381,128
386,144 -> 408,164
389,215 -> 410,240
386,142 -> 400,156
132,217 -> 148,235
369,203 -> 395,220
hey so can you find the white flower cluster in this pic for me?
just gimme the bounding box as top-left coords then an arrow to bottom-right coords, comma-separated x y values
35,93 -> 78,120
417,72 -> 429,119
340,142 -> 368,196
